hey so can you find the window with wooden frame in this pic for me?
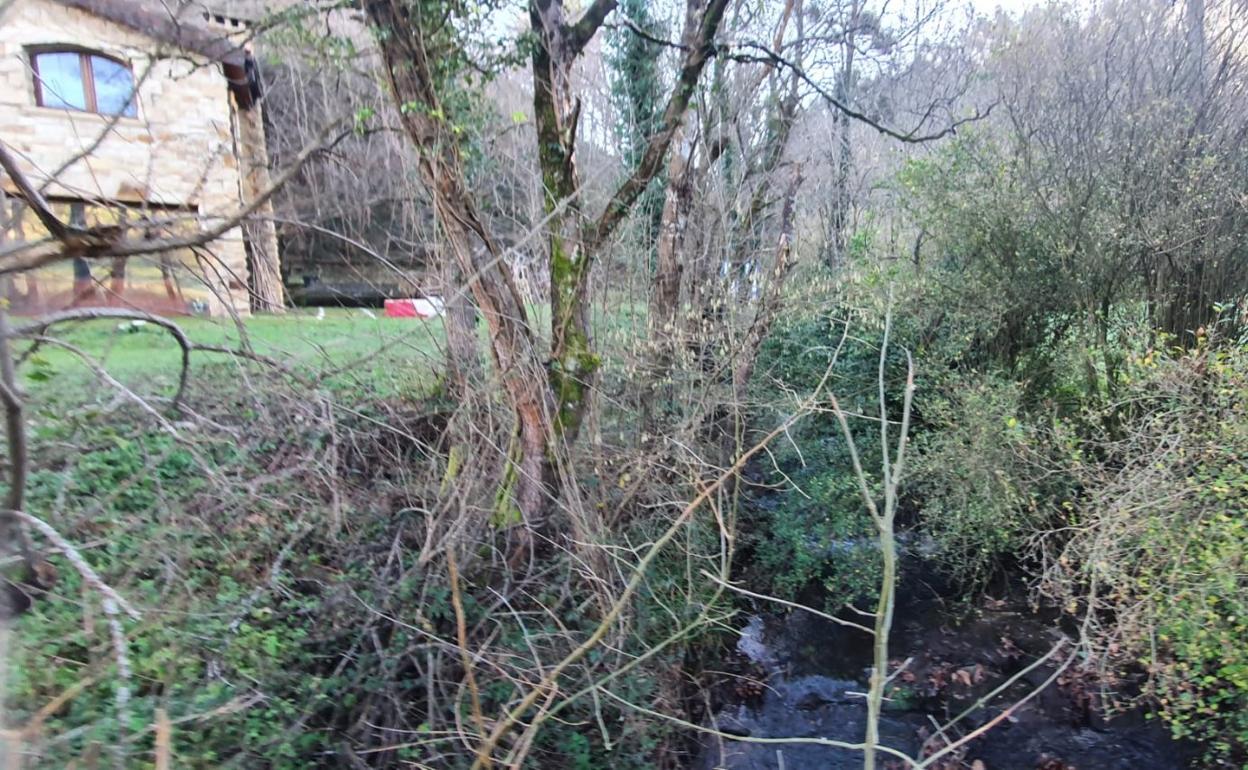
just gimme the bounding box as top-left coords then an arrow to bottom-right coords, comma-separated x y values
30,48 -> 138,118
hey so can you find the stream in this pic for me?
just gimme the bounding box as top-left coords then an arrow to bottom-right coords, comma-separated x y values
695,566 -> 1194,769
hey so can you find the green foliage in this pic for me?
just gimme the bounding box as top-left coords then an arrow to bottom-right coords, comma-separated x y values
748,445 -> 882,611
746,310 -> 903,611
1036,339 -> 1248,762
8,410 -> 342,768
607,0 -> 666,169
797,105 -> 1248,760
910,376 -> 1056,589
607,0 -> 668,246
6,333 -> 720,768
896,132 -> 1086,382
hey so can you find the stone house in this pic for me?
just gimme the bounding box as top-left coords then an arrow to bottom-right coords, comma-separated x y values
0,0 -> 283,315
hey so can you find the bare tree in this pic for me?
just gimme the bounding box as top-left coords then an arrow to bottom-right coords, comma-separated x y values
364,0 -> 554,527
531,0 -> 729,440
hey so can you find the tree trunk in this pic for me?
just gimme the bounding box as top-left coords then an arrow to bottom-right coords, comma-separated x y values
649,124 -> 695,354
827,3 -> 858,269
531,0 -> 730,442
441,252 -> 481,400
530,0 -> 597,442
733,173 -> 800,399
367,0 -> 553,524
235,101 -> 286,313
371,0 -> 727,523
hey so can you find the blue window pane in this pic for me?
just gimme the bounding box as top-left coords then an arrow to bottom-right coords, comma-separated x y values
34,52 -> 86,111
90,55 -> 136,117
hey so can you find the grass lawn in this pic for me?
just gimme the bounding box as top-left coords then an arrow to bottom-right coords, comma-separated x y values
16,299 -> 649,405
18,308 -> 452,402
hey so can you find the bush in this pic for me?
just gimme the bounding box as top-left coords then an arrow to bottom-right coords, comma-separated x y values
746,308 -> 901,611
6,371 -> 721,769
8,402 -> 346,769
910,375 -> 1058,589
1034,338 -> 1248,763
746,436 -> 883,611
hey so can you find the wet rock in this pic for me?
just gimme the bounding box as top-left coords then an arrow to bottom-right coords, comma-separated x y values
787,676 -> 856,710
794,691 -> 833,711
736,615 -> 775,667
713,706 -> 754,738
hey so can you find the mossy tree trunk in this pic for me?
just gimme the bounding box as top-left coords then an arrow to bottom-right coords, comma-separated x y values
529,0 -> 612,442
369,0 -> 728,520
529,0 -> 731,443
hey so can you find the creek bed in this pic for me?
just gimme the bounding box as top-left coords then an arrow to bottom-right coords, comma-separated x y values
696,572 -> 1193,770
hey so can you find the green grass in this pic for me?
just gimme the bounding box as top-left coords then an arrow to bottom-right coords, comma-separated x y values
20,308 -> 451,401
18,299 -> 649,405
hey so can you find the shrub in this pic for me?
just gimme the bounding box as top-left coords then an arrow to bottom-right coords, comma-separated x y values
747,437 -> 883,611
747,308 -> 899,611
910,375 -> 1058,589
1034,338 -> 1248,763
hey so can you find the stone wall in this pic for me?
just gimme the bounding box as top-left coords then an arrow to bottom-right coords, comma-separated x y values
0,0 -> 264,315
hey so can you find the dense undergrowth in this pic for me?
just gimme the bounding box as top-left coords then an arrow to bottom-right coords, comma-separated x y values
6,1 -> 1248,766
13,296 -> 1247,767
5,359 -> 729,769
739,126 -> 1248,763
7,284 -> 1248,769
10,167 -> 1248,770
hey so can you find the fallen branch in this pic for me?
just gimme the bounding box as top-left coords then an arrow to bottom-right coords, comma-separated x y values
701,570 -> 873,634
12,509 -> 139,620
12,308 -> 193,409
448,549 -> 491,767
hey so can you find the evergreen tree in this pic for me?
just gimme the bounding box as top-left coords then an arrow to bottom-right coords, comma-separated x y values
608,0 -> 667,250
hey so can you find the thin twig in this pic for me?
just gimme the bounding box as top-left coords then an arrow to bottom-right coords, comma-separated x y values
447,549 -> 490,768
701,570 -> 874,634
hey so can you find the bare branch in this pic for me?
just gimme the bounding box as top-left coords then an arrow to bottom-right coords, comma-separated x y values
597,686 -> 919,766
586,0 -> 731,249
567,0 -> 619,56
11,308 -> 194,409
604,18 -> 688,52
0,119 -> 350,273
0,141 -> 75,240
724,41 -> 995,143
13,509 -> 140,620
701,570 -> 874,634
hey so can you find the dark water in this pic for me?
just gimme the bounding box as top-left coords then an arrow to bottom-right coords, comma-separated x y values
696,572 -> 1193,770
